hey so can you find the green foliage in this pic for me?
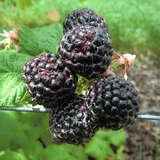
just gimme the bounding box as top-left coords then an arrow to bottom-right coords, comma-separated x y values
0,111 -> 51,159
18,113 -> 50,142
0,0 -> 160,58
85,130 -> 125,160
0,151 -> 27,160
0,50 -> 33,106
85,136 -> 115,160
41,144 -> 87,160
16,0 -> 32,9
19,24 -> 63,56
17,113 -> 49,159
0,111 -> 23,150
103,130 -> 126,146
0,0 -> 80,27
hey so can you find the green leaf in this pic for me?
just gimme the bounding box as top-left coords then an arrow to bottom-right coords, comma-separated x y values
116,146 -> 125,160
0,50 -> 32,73
85,130 -> 115,160
93,129 -> 126,146
7,112 -> 48,160
0,111 -> 49,159
0,111 -> 45,156
39,128 -> 53,147
104,130 -> 126,146
0,112 -> 26,150
85,129 -> 126,160
0,150 -> 27,160
24,141 -> 43,160
19,24 -> 63,56
18,113 -> 50,141
0,50 -> 33,106
41,144 -> 87,160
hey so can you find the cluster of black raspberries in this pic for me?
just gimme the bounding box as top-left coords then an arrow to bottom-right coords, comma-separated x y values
22,8 -> 140,145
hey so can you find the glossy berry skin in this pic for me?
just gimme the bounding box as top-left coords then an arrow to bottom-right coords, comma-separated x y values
59,26 -> 113,79
86,74 -> 140,130
63,8 -> 108,33
49,95 -> 98,145
22,53 -> 78,108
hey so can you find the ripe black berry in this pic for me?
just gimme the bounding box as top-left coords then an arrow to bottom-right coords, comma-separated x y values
49,95 -> 98,144
22,53 -> 78,108
86,74 -> 140,130
63,8 -> 108,33
59,26 -> 112,79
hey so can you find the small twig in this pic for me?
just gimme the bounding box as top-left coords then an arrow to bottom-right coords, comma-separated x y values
0,107 -> 160,120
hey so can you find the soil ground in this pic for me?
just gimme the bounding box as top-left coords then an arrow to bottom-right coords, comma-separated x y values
124,64 -> 160,160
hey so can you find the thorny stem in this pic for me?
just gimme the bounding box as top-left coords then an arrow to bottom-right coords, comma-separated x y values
0,107 -> 160,120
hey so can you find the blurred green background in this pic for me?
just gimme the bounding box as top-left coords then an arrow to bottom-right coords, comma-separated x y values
0,0 -> 159,160
1,0 -> 160,63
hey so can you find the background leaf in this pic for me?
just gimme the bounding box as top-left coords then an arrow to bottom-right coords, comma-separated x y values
0,112 -> 27,150
0,150 -> 27,160
16,0 -> 32,9
104,129 -> 126,146
85,130 -> 126,160
13,112 -> 49,160
41,144 -> 87,160
85,130 -> 115,160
